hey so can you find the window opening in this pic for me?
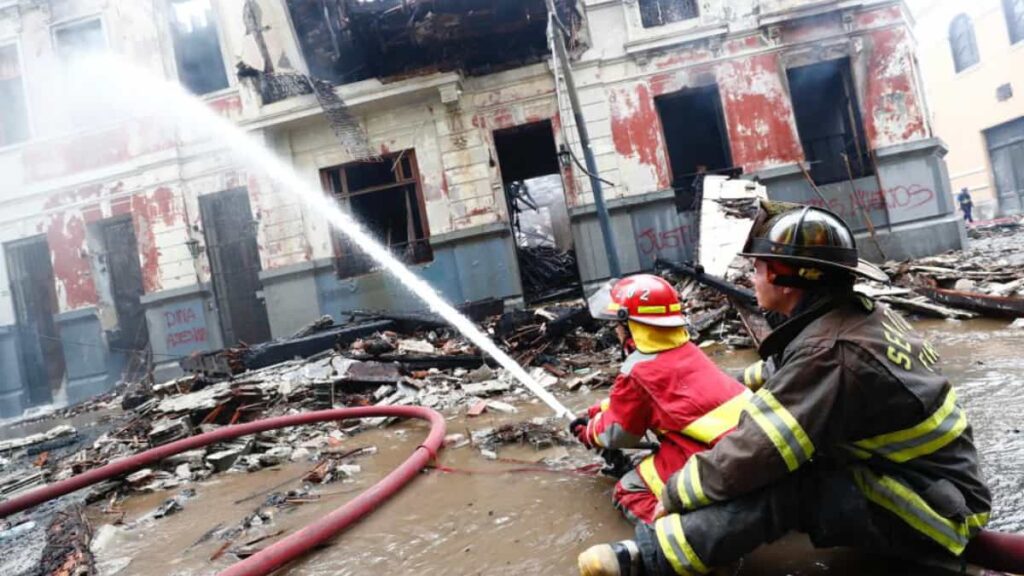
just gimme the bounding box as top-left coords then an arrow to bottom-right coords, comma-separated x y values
0,45 -> 28,146
949,14 -> 980,73
494,121 -> 581,304
655,84 -> 735,211
322,152 -> 432,278
0,45 -> 28,147
169,0 -> 230,94
54,19 -> 106,62
284,0 -> 571,85
1005,0 -> 1024,45
787,58 -> 873,186
639,0 -> 698,28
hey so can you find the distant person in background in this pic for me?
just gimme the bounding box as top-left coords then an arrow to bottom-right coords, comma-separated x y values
957,187 -> 974,224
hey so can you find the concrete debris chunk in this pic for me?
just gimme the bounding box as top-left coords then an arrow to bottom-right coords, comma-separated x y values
485,400 -> 518,414
461,380 -> 512,396
398,339 -> 436,354
467,400 -> 488,417
206,448 -> 246,473
466,366 -> 495,383
0,425 -> 76,454
528,367 -> 558,389
154,382 -> 233,415
164,449 -> 206,468
148,417 -> 192,446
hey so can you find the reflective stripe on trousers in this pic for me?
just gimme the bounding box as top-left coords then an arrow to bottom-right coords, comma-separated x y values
852,466 -> 988,555
654,515 -> 710,575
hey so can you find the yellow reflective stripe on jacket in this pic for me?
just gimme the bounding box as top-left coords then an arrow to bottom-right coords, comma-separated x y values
851,389 -> 967,463
852,467 -> 989,555
637,455 -> 665,499
681,389 -> 752,444
655,515 -> 710,575
745,389 -> 815,472
743,361 -> 766,390
600,398 -> 610,413
674,457 -> 710,511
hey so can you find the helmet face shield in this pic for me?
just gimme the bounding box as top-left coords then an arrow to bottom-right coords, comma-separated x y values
587,279 -> 623,321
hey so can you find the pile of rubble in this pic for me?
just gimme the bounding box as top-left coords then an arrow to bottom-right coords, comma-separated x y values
867,217 -> 1024,321
0,301 -> 626,573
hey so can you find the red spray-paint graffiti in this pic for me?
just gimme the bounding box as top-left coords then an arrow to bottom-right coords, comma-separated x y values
636,224 -> 698,257
164,304 -> 208,353
806,184 -> 935,221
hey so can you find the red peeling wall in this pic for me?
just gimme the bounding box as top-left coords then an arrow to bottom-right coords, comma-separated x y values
44,211 -> 96,310
610,83 -> 671,189
208,94 -> 243,118
129,187 -> 182,294
717,54 -> 804,173
22,120 -> 176,183
40,188 -> 103,311
862,27 -> 928,148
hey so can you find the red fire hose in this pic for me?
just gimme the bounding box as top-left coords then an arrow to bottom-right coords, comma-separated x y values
965,529 -> 1024,574
0,406 -> 446,576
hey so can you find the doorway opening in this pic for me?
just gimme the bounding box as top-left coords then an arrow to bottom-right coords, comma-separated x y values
5,236 -> 65,407
96,216 -> 150,378
199,188 -> 272,347
787,58 -> 872,186
655,84 -> 734,211
493,120 -> 581,304
985,116 -> 1024,215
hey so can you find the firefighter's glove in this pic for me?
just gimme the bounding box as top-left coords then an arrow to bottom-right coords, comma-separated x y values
570,415 -> 593,448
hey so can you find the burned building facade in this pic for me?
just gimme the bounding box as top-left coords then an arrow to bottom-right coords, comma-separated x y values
0,0 -> 959,416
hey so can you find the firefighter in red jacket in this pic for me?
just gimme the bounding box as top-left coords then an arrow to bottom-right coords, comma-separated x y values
571,274 -> 750,524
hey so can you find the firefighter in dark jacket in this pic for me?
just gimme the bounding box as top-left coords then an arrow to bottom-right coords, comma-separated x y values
577,203 -> 992,576
574,274 -> 750,524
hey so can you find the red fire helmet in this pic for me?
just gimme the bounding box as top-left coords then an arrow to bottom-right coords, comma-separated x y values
587,274 -> 686,327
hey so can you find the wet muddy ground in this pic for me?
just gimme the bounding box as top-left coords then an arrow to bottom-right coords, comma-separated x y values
7,318 -> 1023,575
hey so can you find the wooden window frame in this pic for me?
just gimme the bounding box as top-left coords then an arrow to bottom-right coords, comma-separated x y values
320,150 -> 433,279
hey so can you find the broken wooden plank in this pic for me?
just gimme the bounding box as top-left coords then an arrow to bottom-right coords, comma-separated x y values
915,286 -> 1024,319
878,296 -> 977,320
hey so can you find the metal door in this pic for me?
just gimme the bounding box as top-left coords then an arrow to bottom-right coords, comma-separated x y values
987,118 -> 1024,215
199,188 -> 271,346
5,236 -> 65,406
102,218 -> 150,352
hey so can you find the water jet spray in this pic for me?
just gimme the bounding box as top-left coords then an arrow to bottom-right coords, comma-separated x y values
71,55 -> 574,420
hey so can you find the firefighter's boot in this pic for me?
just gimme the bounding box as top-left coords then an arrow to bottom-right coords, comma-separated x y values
578,540 -> 642,576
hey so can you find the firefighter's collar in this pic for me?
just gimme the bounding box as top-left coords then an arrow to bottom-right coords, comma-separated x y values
758,293 -> 839,357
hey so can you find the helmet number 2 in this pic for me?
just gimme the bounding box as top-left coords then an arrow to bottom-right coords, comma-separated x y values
639,289 -> 650,302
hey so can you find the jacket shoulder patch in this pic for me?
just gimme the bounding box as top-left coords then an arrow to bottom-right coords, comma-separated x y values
620,351 -> 659,376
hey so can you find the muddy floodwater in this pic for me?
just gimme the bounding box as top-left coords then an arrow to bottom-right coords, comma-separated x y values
82,319 -> 1022,575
